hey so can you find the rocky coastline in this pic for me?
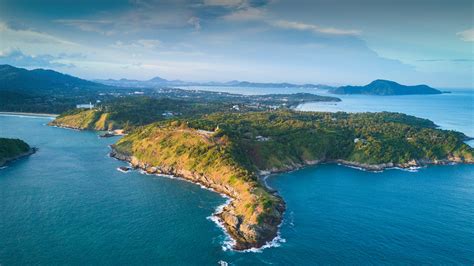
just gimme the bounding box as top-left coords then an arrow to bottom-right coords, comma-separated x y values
109,148 -> 285,251
259,156 -> 473,176
110,145 -> 472,251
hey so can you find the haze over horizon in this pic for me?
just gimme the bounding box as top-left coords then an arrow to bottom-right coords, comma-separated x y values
0,0 -> 473,88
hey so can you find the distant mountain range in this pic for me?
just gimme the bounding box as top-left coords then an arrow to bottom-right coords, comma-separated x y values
0,65 -> 443,97
331,79 -> 443,95
94,77 -> 335,90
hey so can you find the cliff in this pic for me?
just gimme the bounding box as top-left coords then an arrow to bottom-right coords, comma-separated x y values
111,124 -> 285,250
50,110 -> 474,250
108,111 -> 473,250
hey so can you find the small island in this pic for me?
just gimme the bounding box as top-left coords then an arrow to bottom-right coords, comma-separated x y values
0,138 -> 35,167
52,108 -> 473,250
331,79 -> 443,95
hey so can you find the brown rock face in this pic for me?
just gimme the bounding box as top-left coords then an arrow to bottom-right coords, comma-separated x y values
109,149 -> 285,250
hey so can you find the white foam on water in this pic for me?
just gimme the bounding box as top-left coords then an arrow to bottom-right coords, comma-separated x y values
217,260 -> 229,266
239,230 -> 286,253
112,153 -> 285,253
338,163 -> 383,173
116,167 -> 130,173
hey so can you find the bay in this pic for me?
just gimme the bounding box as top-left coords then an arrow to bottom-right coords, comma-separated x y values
1,88 -> 473,265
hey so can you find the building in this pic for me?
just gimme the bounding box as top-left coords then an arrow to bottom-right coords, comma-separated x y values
76,102 -> 94,109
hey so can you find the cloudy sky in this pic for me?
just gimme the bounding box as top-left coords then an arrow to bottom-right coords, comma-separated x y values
0,0 -> 472,87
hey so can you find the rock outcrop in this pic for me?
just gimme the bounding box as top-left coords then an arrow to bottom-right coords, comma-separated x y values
110,131 -> 285,250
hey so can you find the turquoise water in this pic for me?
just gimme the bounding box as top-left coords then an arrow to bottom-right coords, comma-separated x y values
1,89 -> 474,265
299,89 -> 474,138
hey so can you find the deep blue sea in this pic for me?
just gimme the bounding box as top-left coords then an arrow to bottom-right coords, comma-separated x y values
1,89 -> 473,265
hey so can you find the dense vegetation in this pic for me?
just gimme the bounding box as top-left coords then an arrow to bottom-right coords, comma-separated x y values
50,97 -> 241,131
331,79 -> 442,95
187,111 -> 472,168
112,110 -> 472,249
0,138 -> 32,166
113,120 -> 284,249
0,64 -> 115,113
50,92 -> 340,131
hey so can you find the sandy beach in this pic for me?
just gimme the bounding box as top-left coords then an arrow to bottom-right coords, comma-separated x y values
0,112 -> 58,118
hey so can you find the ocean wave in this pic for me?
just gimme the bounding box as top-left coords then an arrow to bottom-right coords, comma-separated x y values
338,163 -> 426,173
208,202 -> 285,253
115,155 -> 283,253
207,198 -> 236,252
387,166 -> 423,172
239,231 -> 286,253
116,167 -> 130,173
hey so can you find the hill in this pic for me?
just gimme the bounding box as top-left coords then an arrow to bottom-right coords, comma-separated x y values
0,64 -> 104,91
110,111 -> 473,250
331,79 -> 443,95
0,138 -> 34,167
0,65 -> 118,113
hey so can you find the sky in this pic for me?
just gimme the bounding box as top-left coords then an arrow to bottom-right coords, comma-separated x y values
0,0 -> 472,88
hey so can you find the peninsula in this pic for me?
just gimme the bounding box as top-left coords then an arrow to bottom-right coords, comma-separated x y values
0,138 -> 35,167
51,108 -> 474,250
331,79 -> 443,95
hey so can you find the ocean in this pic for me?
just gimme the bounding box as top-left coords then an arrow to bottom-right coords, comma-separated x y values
1,89 -> 473,265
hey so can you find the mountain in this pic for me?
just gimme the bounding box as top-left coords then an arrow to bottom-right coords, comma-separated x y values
0,65 -> 115,114
0,64 -> 104,91
148,76 -> 168,83
331,79 -> 443,95
95,77 -> 334,89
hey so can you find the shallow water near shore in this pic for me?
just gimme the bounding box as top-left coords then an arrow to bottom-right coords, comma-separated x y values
1,95 -> 474,264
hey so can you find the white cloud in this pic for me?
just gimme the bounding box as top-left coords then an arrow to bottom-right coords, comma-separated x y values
272,20 -> 361,36
55,19 -> 116,36
456,28 -> 474,42
203,0 -> 246,7
0,48 -> 74,68
112,39 -> 162,50
0,22 -> 78,46
223,7 -> 265,21
187,17 -> 201,31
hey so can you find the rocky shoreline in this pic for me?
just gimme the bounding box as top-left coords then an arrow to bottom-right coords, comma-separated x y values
109,148 -> 285,251
0,147 -> 37,167
110,146 -> 472,251
260,157 -> 473,176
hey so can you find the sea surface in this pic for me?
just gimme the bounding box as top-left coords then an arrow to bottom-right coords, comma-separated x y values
1,90 -> 473,265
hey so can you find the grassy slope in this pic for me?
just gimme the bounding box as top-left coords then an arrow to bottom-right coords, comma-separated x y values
112,111 -> 473,249
113,122 -> 283,247
188,111 -> 473,169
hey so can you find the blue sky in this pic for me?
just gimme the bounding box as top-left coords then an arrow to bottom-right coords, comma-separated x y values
0,0 -> 472,88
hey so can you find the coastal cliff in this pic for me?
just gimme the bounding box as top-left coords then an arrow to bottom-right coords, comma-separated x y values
110,125 -> 285,250
0,138 -> 35,167
51,110 -> 474,250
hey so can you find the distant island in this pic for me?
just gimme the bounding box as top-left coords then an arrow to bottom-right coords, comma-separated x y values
51,108 -> 474,250
0,138 -> 35,167
331,79 -> 443,95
